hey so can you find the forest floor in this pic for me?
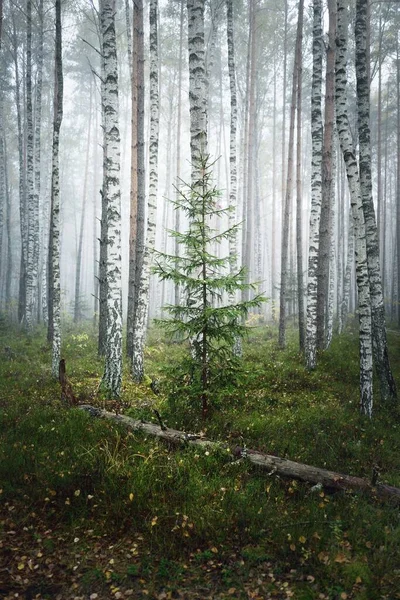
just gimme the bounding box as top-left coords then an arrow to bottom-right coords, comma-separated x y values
1,320 -> 400,599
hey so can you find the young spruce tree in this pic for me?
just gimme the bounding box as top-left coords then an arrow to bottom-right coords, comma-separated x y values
153,157 -> 265,419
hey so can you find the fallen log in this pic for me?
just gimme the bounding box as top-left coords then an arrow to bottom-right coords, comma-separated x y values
78,405 -> 400,503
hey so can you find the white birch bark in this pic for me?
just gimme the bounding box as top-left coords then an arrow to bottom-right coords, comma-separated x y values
131,0 -> 159,383
336,0 -> 373,417
339,207 -> 354,334
355,0 -> 397,404
187,0 -> 208,179
25,0 -> 38,330
226,0 -> 241,357
100,0 -> 123,398
34,0 -> 43,322
305,0 -> 323,369
50,0 -> 63,377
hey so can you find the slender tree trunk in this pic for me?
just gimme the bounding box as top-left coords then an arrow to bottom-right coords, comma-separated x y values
126,0 -> 139,357
174,0 -> 184,308
226,0 -> 241,356
100,0 -> 123,398
187,0 -> 208,178
397,39 -> 400,328
3,136 -> 11,311
34,0 -> 44,322
131,0 -> 159,383
49,0 -> 63,376
279,0 -> 303,349
25,0 -> 38,330
271,52 -> 277,322
93,85 -> 99,324
296,0 -> 305,352
11,16 -> 27,325
316,0 -> 336,350
305,0 -> 323,369
336,0 -> 373,417
74,84 -> 92,323
340,207 -> 354,334
355,0 -> 397,404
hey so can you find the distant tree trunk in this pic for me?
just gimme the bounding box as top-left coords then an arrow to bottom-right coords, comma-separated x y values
355,0 -> 397,404
336,0 -> 373,417
49,0 -> 63,376
305,0 -> 323,369
4,138 -> 12,310
227,0 -> 241,356
25,0 -> 38,330
340,208 -> 354,334
271,53 -> 277,322
174,0 -> 184,308
131,0 -> 159,383
281,0 -> 288,218
99,0 -> 123,398
187,0 -> 208,178
397,39 -> 400,328
279,0 -> 303,349
124,0 -> 132,74
11,16 -> 27,324
316,0 -> 336,350
0,103 -> 4,291
295,0 -> 305,351
74,84 -> 92,323
93,86 -> 99,323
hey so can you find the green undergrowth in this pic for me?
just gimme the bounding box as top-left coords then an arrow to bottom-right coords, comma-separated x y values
1,320 -> 400,598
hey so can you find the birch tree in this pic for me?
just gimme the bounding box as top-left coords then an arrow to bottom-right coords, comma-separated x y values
305,0 -> 323,369
99,0 -> 122,398
316,0 -> 336,350
355,0 -> 397,404
25,0 -> 38,330
131,0 -> 159,383
187,0 -> 208,176
49,0 -> 63,377
336,0 -> 373,416
226,0 -> 241,356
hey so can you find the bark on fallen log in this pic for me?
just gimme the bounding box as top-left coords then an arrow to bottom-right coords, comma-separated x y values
78,405 -> 400,503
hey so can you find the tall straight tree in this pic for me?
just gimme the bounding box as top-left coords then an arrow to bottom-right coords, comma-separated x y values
316,0 -> 336,350
131,0 -> 159,383
127,0 -> 145,359
48,0 -> 63,377
305,0 -> 323,369
25,0 -> 38,330
226,0 -> 241,356
99,0 -> 122,398
355,0 -> 397,404
187,0 -> 207,177
336,0 -> 373,416
278,0 -> 303,349
295,0 -> 305,351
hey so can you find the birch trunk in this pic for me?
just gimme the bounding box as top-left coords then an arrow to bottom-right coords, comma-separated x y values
340,207 -> 354,334
98,26 -> 108,356
126,0 -> 139,357
131,0 -> 159,383
355,0 -> 397,404
0,99 -> 4,288
397,39 -> 400,328
305,0 -> 323,369
34,0 -> 44,322
49,0 -> 63,377
295,0 -> 305,351
279,0 -> 303,349
316,0 -> 336,350
187,0 -> 208,179
336,0 -> 373,417
226,0 -> 241,356
25,0 -> 38,330
100,0 -> 123,398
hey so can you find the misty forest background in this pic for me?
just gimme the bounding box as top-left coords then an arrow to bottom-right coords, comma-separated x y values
1,0 -> 400,598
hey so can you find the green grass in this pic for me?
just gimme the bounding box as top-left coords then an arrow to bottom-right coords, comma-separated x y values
1,319 -> 400,598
